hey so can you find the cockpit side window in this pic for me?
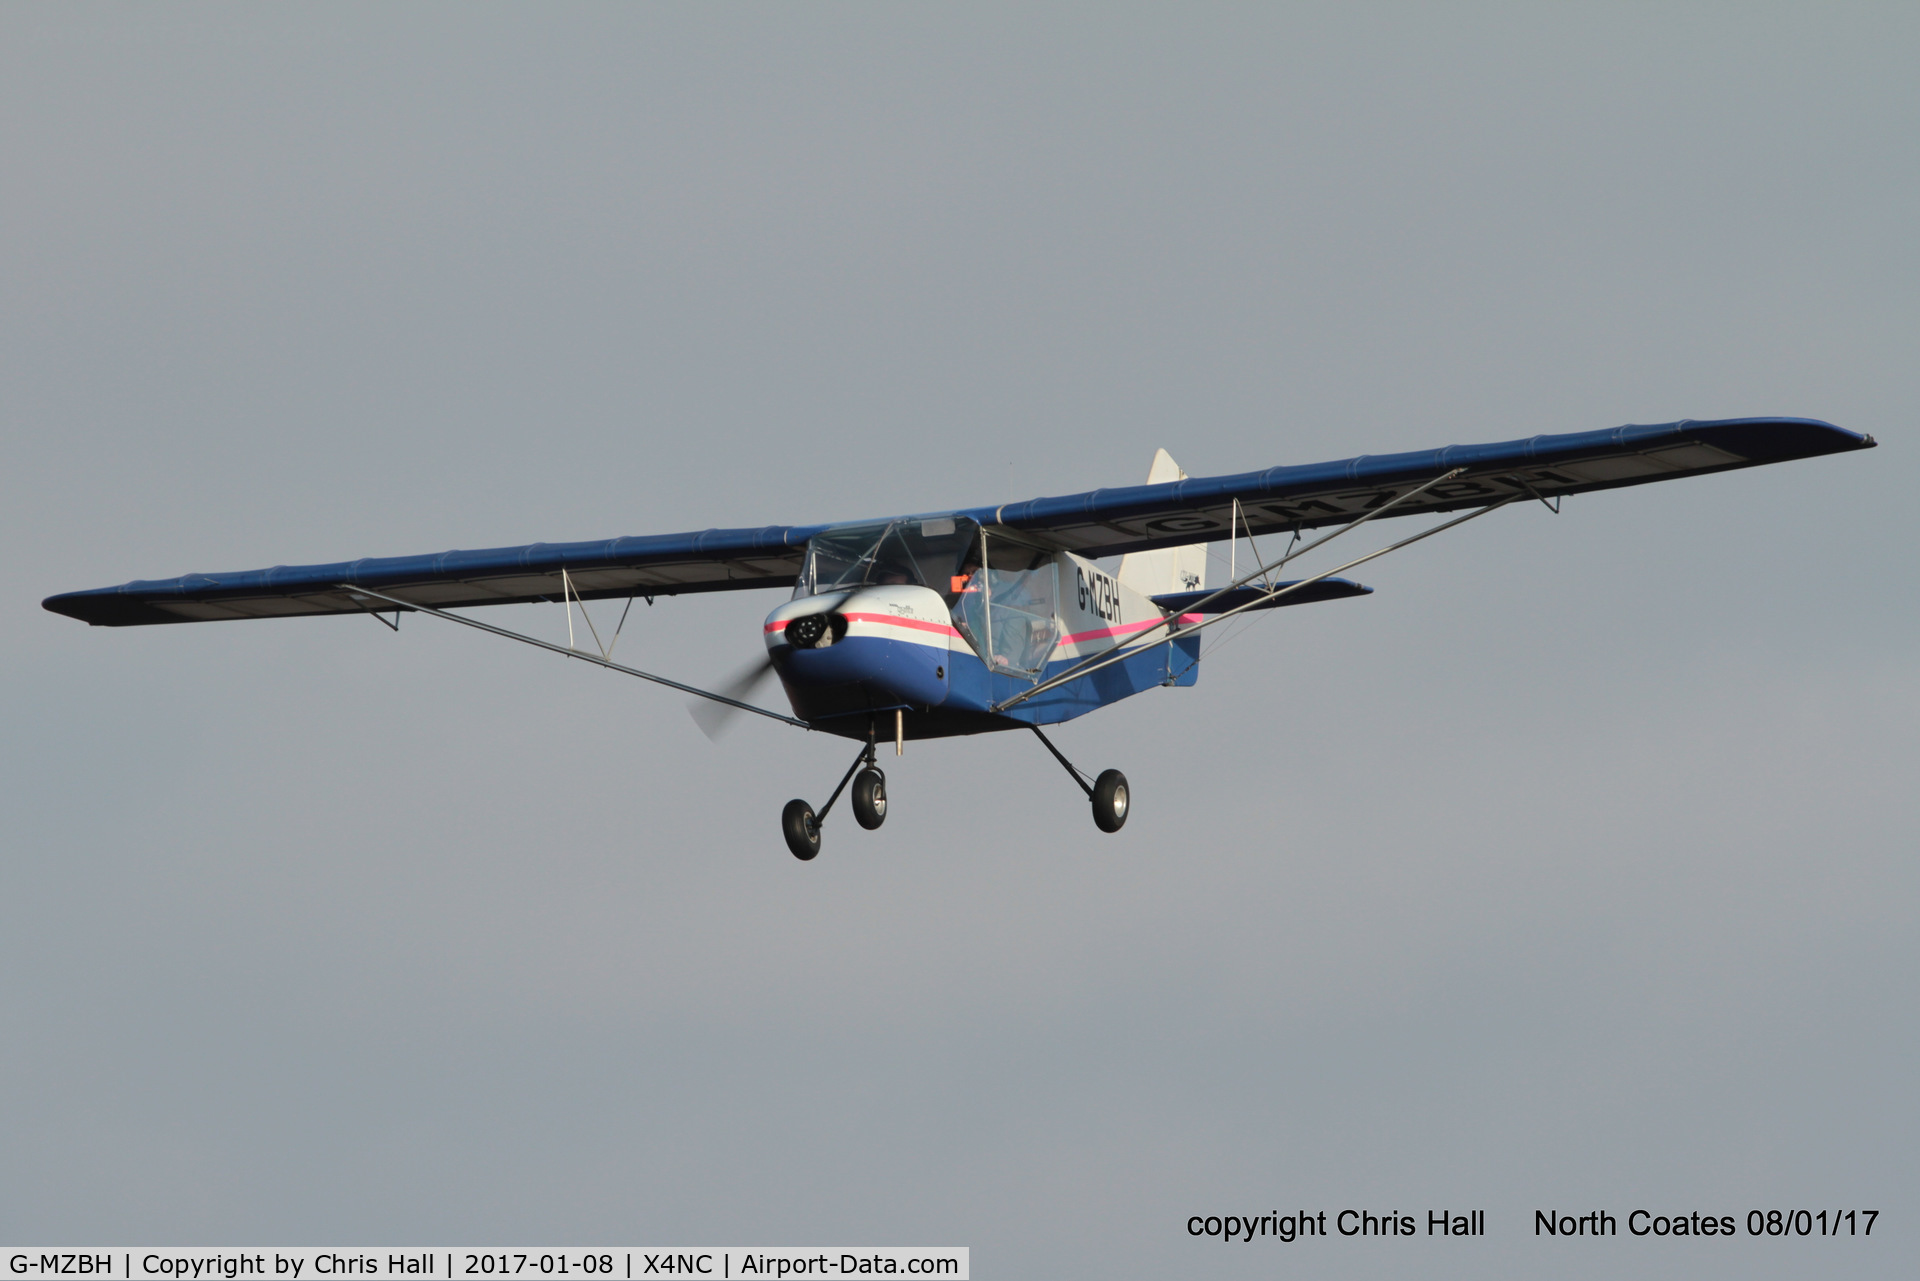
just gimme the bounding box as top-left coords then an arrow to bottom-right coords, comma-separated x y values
953,535 -> 1060,677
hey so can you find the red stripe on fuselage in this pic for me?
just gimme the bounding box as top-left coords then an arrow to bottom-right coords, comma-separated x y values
767,611 -> 1196,646
842,612 -> 960,636
1060,614 -> 1200,646
765,613 -> 960,637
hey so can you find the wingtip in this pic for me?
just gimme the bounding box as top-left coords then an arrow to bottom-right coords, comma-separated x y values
42,593 -> 93,624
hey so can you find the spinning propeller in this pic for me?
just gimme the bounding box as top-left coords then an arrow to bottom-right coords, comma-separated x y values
688,653 -> 779,741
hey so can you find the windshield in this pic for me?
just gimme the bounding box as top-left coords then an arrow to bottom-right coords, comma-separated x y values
793,516 -> 981,603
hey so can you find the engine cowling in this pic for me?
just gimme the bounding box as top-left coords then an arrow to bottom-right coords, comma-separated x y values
763,586 -> 953,716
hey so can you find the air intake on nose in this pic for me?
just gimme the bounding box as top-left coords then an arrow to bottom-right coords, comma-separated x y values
784,613 -> 848,649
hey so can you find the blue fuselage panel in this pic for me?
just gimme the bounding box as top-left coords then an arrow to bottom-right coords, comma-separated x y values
773,632 -> 1198,741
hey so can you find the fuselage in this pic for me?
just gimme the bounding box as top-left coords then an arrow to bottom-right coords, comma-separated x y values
763,517 -> 1199,741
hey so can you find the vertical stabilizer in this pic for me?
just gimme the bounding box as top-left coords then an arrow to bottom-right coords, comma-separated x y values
1117,449 -> 1207,596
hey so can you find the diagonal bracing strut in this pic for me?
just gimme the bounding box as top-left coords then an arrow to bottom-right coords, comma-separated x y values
993,467 -> 1471,712
335,583 -> 809,728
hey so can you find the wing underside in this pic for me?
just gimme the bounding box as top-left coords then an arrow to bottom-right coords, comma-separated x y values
44,417 -> 1872,627
44,526 -> 809,626
964,417 -> 1873,558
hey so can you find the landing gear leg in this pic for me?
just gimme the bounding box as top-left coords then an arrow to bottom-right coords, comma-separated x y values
783,732 -> 884,860
851,717 -> 886,831
1029,725 -> 1129,834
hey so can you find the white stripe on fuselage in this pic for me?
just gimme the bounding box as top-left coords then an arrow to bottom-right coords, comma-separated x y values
763,586 -> 957,654
762,560 -> 1179,666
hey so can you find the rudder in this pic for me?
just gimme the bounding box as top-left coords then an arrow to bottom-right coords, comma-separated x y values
1117,449 -> 1207,596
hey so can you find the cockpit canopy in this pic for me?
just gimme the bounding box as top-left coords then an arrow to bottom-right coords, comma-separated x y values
793,516 -> 983,604
795,516 -> 1063,677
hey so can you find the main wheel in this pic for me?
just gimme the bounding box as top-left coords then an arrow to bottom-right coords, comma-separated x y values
851,768 -> 888,830
782,798 -> 821,860
1091,769 -> 1129,833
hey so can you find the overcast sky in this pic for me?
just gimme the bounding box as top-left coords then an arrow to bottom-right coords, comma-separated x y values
3,5 -> 1914,1277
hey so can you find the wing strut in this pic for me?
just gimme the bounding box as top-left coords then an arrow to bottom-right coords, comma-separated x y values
336,583 -> 809,729
991,477 -> 1518,713
993,467 -> 1472,713
562,568 -> 640,661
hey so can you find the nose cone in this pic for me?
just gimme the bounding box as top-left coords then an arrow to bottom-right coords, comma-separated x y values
764,590 -> 851,655
764,586 -> 952,718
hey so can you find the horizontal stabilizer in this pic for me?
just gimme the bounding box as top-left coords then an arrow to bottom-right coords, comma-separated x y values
1151,578 -> 1372,614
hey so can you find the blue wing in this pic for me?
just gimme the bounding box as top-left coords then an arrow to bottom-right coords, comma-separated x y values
960,416 -> 1873,558
44,525 -> 815,626
44,416 -> 1871,627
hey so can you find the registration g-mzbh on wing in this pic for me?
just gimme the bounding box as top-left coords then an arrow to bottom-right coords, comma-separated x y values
45,417 -> 1874,859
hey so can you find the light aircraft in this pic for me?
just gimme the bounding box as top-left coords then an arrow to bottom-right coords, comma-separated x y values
46,417 -> 1872,859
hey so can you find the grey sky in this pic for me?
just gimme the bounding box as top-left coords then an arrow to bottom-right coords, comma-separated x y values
3,5 -> 1913,1277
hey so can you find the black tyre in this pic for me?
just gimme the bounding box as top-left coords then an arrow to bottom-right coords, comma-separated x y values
851,768 -> 888,830
782,798 -> 821,860
1091,769 -> 1129,833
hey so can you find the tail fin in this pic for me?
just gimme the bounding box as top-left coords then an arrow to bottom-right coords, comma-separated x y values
1117,449 -> 1207,596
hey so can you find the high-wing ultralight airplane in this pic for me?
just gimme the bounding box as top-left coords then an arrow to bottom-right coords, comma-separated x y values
47,417 -> 1872,859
